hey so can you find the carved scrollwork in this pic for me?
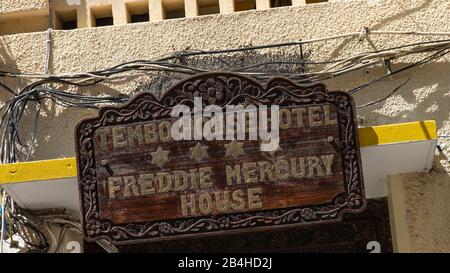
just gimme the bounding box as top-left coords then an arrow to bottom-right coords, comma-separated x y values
75,72 -> 365,244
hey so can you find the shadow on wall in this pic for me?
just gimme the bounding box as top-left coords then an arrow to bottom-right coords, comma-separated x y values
17,82 -> 129,161
0,37 -> 17,71
0,36 -> 19,101
324,63 -> 450,130
326,0 -> 434,60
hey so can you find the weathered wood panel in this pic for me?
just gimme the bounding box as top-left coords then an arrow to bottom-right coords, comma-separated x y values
75,73 -> 365,244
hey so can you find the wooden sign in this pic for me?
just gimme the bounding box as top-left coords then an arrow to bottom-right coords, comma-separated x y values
75,73 -> 365,245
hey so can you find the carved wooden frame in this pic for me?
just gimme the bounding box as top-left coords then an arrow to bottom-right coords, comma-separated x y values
75,72 -> 366,245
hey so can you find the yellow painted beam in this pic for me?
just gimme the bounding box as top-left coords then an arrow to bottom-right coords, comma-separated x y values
0,158 -> 77,185
0,120 -> 437,185
358,120 -> 436,147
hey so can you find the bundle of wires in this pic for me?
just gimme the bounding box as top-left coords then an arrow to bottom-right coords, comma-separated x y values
0,37 -> 449,164
1,191 -> 117,253
1,191 -> 48,252
0,83 -> 129,163
0,30 -> 449,252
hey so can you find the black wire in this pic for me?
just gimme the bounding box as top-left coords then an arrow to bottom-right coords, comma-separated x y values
5,199 -> 49,251
0,86 -> 129,163
0,81 -> 16,95
356,75 -> 412,108
349,47 -> 450,94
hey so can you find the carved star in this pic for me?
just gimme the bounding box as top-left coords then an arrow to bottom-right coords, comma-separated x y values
224,140 -> 245,159
262,142 -> 282,157
190,143 -> 209,162
151,146 -> 170,168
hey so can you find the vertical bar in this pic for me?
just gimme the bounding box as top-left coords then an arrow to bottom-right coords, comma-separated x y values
48,0 -> 54,28
219,0 -> 235,14
113,0 -> 128,25
292,0 -> 307,6
256,0 -> 271,10
185,0 -> 199,18
150,0 -> 165,21
299,42 -> 305,74
76,6 -> 89,28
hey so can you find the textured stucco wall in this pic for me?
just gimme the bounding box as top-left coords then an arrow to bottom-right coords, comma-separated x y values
403,168 -> 450,252
0,0 -> 48,14
0,0 -> 449,252
389,162 -> 450,252
0,11 -> 49,36
0,0 -> 49,36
